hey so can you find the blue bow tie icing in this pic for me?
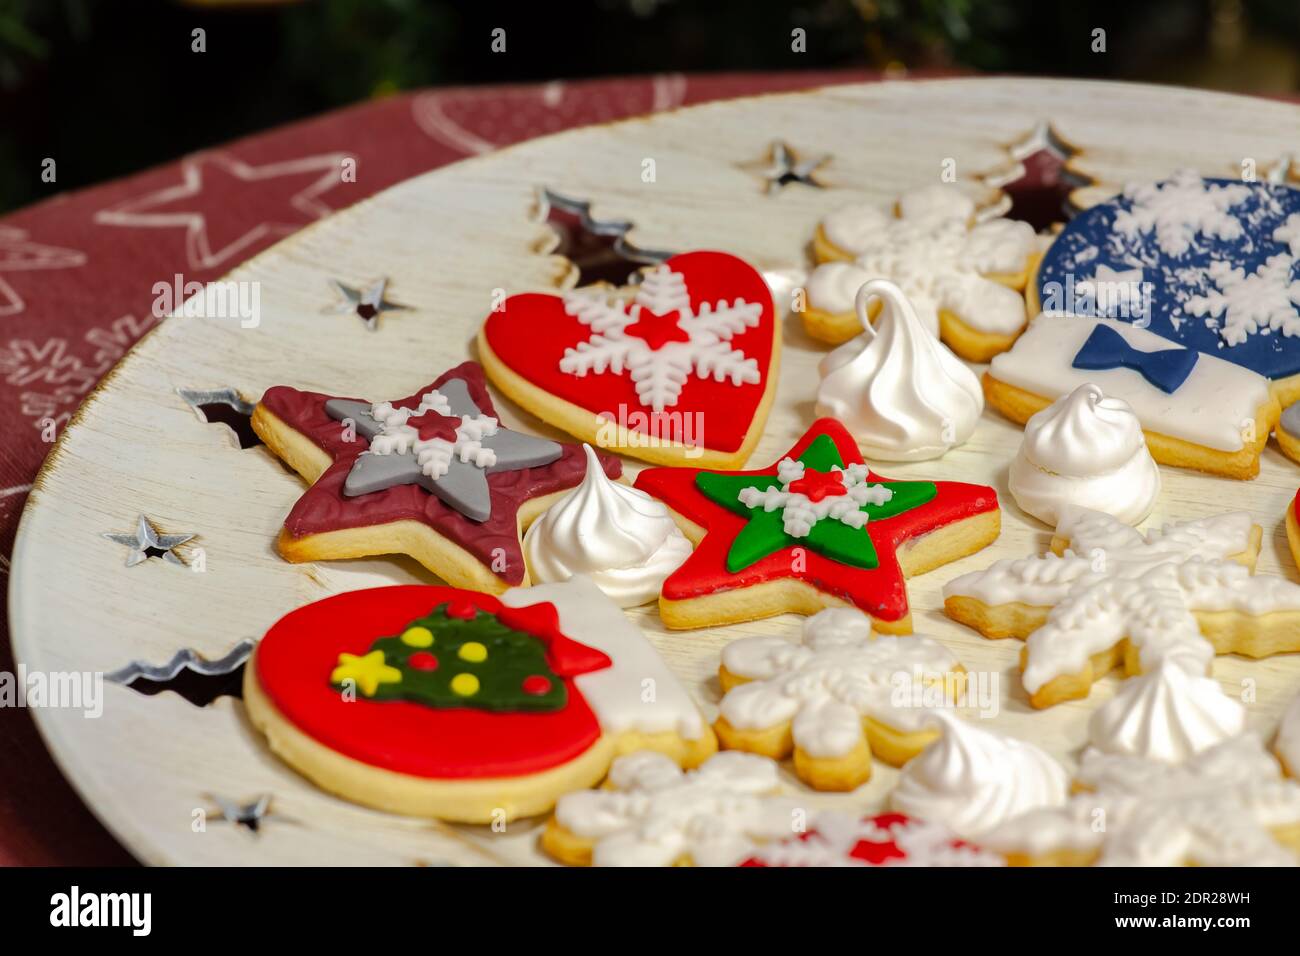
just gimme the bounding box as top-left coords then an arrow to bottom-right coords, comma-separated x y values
1072,323 -> 1198,393
1035,171 -> 1300,382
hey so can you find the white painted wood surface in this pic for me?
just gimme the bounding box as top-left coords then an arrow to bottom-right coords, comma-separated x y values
10,78 -> 1300,865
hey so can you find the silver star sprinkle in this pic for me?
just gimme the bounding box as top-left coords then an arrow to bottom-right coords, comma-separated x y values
326,277 -> 410,331
176,386 -> 260,449
102,515 -> 195,568
208,794 -> 273,834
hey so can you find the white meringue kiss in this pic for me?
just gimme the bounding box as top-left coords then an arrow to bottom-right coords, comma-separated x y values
815,279 -> 983,461
1009,383 -> 1159,527
523,445 -> 691,607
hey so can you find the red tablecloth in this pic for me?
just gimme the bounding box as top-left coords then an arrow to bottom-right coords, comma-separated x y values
0,69 -> 906,865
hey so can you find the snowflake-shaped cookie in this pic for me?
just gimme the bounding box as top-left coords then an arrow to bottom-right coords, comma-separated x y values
716,607 -> 964,788
1186,254 -> 1300,346
982,735 -> 1300,866
559,265 -> 762,412
546,751 -> 801,867
943,506 -> 1300,707
737,458 -> 892,538
1113,168 -> 1250,257
742,812 -> 1003,867
809,185 -> 1037,340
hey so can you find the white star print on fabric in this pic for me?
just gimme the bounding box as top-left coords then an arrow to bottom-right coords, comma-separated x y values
93,151 -> 355,269
0,226 -> 86,318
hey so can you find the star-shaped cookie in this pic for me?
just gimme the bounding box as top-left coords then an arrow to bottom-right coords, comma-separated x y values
633,418 -> 1000,630
252,361 -> 620,591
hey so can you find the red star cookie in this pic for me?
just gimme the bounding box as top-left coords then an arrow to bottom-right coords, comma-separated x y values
634,418 -> 1000,631
251,361 -> 620,592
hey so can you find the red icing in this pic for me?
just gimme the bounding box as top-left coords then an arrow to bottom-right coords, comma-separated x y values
407,652 -> 439,671
739,813 -> 985,867
481,251 -> 776,453
622,309 -> 693,350
522,675 -> 552,696
634,418 -> 999,623
259,361 -> 621,585
256,585 -> 610,779
444,598 -> 478,620
787,468 -> 846,503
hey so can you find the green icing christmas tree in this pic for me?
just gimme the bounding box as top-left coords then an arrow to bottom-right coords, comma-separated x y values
330,601 -> 568,713
696,434 -> 937,572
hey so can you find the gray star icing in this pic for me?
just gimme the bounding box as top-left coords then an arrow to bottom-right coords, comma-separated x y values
323,378 -> 561,522
1282,401 -> 1300,438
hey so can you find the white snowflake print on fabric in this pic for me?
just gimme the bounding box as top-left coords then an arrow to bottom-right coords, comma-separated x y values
737,458 -> 892,537
1113,169 -> 1250,257
1186,254 -> 1300,346
368,390 -> 499,479
559,265 -> 763,412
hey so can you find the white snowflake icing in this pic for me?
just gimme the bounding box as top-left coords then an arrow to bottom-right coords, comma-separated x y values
982,735 -> 1300,866
1113,168 -> 1250,257
558,265 -> 763,412
1186,254 -> 1300,346
943,506 -> 1300,700
552,751 -> 801,867
737,459 -> 891,537
367,390 -> 499,479
1275,213 -> 1300,256
748,812 -> 1003,867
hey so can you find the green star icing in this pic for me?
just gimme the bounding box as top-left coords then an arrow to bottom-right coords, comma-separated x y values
695,434 -> 938,573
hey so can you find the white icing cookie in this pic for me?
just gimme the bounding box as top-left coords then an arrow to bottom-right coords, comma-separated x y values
809,184 -> 1037,340
741,811 -> 1003,867
815,279 -> 983,461
522,445 -> 691,607
543,751 -> 801,867
889,712 -> 1068,840
715,607 -> 965,789
1008,383 -> 1159,527
1277,690 -> 1300,778
983,735 -> 1300,866
944,506 -> 1300,707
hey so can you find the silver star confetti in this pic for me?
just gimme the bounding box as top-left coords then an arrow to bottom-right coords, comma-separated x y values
537,188 -> 673,286
326,277 -> 410,331
102,515 -> 195,568
176,386 -> 261,449
207,794 -> 273,834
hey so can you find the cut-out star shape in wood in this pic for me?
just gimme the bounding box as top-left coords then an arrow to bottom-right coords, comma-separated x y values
177,386 -> 262,449
982,120 -> 1093,230
102,515 -> 195,568
252,361 -> 620,590
207,793 -> 273,834
743,140 -> 830,195
537,188 -> 673,287
634,419 -> 1000,632
326,277 -> 409,331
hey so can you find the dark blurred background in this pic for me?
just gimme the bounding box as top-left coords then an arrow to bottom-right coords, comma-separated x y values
2,0 -> 1298,213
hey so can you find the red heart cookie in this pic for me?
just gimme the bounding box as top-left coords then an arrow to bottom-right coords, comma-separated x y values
478,250 -> 780,467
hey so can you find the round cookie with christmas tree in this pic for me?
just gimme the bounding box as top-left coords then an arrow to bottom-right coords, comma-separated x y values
244,577 -> 716,823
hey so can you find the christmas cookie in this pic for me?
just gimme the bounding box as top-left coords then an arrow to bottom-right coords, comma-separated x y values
740,811 -> 1002,867
478,251 -> 779,468
943,505 -> 1300,708
815,279 -> 983,461
889,712 -> 1068,841
1278,690 -> 1300,778
251,361 -> 619,592
541,750 -> 799,866
994,169 -> 1300,480
982,735 -> 1300,866
1277,401 -> 1300,463
804,183 -> 1038,360
633,418 -> 1001,631
243,576 -> 717,823
715,608 -> 965,790
522,444 -> 691,607
1007,383 -> 1159,527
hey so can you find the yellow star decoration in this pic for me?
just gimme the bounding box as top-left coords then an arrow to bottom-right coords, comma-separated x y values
331,650 -> 402,697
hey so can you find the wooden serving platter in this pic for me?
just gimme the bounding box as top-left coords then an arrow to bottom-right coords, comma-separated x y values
10,78 -> 1300,866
